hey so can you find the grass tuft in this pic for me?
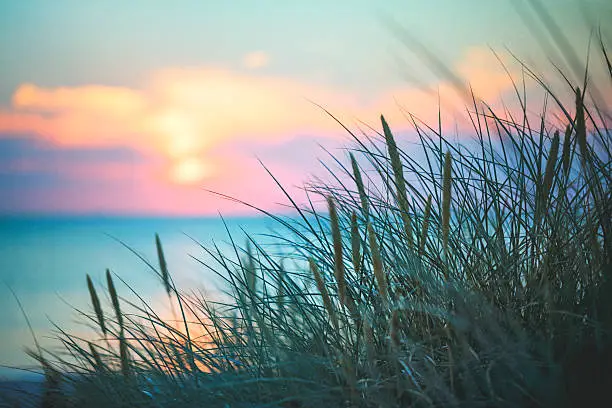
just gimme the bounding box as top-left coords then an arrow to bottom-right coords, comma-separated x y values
24,14 -> 612,408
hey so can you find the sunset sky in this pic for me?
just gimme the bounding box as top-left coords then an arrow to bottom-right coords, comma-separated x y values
0,0 -> 608,215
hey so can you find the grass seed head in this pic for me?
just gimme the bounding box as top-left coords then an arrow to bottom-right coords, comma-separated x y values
244,240 -> 257,294
539,130 -> 560,216
86,274 -> 106,336
575,87 -> 587,164
328,196 -> 348,309
155,233 -> 172,297
561,124 -> 573,177
350,152 -> 369,219
119,334 -> 131,378
382,115 -> 414,248
309,258 -> 339,330
106,269 -> 123,330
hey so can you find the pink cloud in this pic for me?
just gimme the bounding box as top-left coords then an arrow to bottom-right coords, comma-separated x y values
34,164 -> 306,217
2,157 -> 140,181
0,47 -> 522,214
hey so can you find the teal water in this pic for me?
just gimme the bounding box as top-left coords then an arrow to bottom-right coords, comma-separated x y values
0,215 -> 283,380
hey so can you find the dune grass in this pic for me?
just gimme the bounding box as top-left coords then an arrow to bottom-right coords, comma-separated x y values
16,18 -> 612,408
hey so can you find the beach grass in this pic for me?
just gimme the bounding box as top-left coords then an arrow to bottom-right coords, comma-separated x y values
17,14 -> 612,408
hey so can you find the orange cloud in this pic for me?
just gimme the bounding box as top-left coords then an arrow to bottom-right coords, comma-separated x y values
4,84 -> 148,147
0,46 -> 518,191
455,48 -> 516,100
13,83 -> 147,114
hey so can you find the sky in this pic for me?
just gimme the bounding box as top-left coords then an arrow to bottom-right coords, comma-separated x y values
0,0 -> 609,216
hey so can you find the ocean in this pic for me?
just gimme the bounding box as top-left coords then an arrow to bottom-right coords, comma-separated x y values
0,215 -> 286,380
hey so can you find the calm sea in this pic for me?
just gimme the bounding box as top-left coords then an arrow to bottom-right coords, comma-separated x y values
0,215 -> 286,380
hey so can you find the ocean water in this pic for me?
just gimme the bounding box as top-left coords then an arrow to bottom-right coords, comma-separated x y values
0,215 -> 286,380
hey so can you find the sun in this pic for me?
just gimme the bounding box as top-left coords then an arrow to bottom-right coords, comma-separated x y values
170,157 -> 213,185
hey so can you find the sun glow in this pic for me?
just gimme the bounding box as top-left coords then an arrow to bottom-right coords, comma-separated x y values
0,46 -> 521,195
170,157 -> 213,185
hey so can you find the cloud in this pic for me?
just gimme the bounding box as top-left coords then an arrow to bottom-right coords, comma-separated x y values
454,48 -> 515,100
0,68 -> 360,187
0,46 -> 521,214
242,51 -> 270,69
0,136 -> 150,193
3,85 -> 148,148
